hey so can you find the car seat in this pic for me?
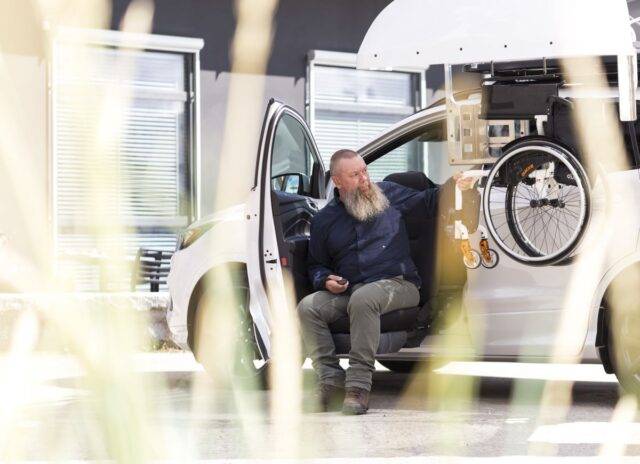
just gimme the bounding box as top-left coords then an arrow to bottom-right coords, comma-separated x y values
329,171 -> 468,355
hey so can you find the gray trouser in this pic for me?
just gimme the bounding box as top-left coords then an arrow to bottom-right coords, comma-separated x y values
297,276 -> 419,391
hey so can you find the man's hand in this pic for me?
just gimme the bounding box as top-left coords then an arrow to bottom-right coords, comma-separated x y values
453,172 -> 478,191
325,274 -> 349,294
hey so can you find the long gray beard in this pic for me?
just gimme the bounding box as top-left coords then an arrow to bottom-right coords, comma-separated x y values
342,182 -> 390,222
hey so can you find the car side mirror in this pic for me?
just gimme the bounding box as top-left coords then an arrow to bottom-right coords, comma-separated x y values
271,172 -> 311,196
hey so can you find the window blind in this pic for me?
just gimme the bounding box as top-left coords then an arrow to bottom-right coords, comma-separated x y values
310,65 -> 420,181
54,44 -> 193,291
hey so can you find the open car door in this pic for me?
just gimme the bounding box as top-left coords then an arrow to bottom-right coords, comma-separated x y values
246,99 -> 326,360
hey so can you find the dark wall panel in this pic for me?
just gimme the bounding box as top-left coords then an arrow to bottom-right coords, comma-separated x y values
268,0 -> 390,78
111,0 -> 391,77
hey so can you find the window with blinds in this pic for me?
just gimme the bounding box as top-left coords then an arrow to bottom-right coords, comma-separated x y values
53,43 -> 194,291
309,64 -> 422,181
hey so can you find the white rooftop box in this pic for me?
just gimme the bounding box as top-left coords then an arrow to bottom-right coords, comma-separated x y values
356,0 -> 635,70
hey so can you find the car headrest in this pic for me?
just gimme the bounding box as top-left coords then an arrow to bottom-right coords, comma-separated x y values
383,171 -> 437,191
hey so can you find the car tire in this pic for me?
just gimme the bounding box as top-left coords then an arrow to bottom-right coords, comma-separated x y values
191,269 -> 270,389
608,272 -> 640,398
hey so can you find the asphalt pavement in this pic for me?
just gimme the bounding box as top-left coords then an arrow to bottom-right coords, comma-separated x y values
6,353 -> 640,462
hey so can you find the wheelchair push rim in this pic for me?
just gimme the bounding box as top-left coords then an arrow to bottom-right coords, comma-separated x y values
482,141 -> 591,266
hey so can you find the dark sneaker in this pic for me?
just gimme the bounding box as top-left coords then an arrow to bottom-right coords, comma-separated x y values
342,386 -> 370,415
317,383 -> 344,412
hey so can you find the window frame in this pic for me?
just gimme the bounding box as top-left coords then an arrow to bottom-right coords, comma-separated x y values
270,112 -> 316,179
305,49 -> 428,138
305,50 -> 428,179
48,28 -> 204,258
269,108 -> 325,199
360,106 -> 448,162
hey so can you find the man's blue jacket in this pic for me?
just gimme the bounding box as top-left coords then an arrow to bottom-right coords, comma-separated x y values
307,180 -> 446,292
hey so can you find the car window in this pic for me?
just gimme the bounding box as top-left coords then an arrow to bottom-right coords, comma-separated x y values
367,119 -> 463,185
271,113 -> 318,181
367,139 -> 422,182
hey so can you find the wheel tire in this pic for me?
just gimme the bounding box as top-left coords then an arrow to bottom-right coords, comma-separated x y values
378,360 -> 418,373
607,271 -> 640,398
191,270 -> 269,389
483,137 -> 591,266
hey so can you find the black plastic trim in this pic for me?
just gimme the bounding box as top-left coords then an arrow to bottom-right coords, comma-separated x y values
596,301 -> 614,374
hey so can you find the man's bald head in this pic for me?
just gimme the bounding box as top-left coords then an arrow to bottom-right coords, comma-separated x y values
329,148 -> 371,198
329,149 -> 359,177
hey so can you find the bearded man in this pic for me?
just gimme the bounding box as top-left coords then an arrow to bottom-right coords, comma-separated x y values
297,148 -> 476,415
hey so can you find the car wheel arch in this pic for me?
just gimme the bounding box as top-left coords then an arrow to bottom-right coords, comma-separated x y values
595,260 -> 640,374
186,262 -> 249,352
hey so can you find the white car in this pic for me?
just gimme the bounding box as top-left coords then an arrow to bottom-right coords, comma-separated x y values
168,0 -> 640,393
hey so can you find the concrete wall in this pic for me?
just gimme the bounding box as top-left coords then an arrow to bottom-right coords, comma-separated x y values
0,2 -> 50,286
0,53 -> 50,285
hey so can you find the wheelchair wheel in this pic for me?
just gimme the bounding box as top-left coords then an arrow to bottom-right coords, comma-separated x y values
483,138 -> 591,266
481,249 -> 499,269
463,249 -> 481,269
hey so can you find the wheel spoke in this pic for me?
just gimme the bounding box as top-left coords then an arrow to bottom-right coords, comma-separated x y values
485,145 -> 588,263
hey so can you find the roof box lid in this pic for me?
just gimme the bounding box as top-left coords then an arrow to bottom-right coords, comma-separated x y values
357,0 -> 636,71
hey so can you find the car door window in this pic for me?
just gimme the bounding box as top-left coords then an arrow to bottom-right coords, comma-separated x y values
367,139 -> 422,182
367,119 -> 462,184
271,113 -> 321,197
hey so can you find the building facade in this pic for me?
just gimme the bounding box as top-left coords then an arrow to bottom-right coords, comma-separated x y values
3,0 -> 637,290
